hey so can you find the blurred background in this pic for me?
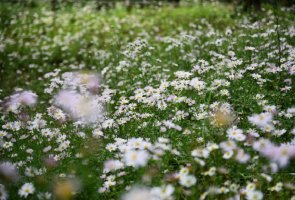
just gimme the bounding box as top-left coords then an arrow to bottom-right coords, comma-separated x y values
1,0 -> 295,12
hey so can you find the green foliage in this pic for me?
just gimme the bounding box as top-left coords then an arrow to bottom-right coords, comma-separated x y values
0,2 -> 294,200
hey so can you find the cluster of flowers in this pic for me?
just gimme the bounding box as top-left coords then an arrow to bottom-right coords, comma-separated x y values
52,72 -> 105,125
1,90 -> 37,113
99,137 -> 179,193
0,3 -> 295,200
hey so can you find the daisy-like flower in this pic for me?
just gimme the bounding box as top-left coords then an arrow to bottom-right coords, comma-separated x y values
92,129 -> 104,138
235,149 -> 250,163
179,175 -> 197,187
245,46 -> 255,51
103,159 -> 124,173
220,140 -> 237,152
253,138 -> 295,167
268,145 -> 295,167
226,126 -> 246,141
189,77 -> 206,91
13,91 -> 37,106
246,190 -> 263,200
178,167 -> 190,177
248,112 -> 273,128
54,90 -> 104,124
174,71 -> 192,79
62,72 -> 101,93
0,131 -> 7,138
121,187 -> 158,200
2,90 -> 38,112
18,183 -> 35,198
124,150 -> 150,168
151,184 -> 174,200
223,151 -> 234,159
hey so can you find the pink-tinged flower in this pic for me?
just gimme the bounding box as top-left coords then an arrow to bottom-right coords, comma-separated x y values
248,112 -> 273,128
0,184 -> 8,200
253,139 -> 295,167
0,161 -> 19,183
54,90 -> 80,112
289,66 -> 295,75
14,91 -> 37,106
2,90 -> 38,112
235,149 -> 250,163
62,72 -> 101,94
83,73 -> 101,93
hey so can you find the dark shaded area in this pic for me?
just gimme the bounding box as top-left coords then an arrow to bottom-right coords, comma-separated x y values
220,0 -> 295,11
2,0 -> 294,12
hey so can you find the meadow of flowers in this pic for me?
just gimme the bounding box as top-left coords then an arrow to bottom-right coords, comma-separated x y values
0,2 -> 295,200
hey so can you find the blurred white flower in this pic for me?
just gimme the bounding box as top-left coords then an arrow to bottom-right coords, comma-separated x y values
54,90 -> 104,124
103,159 -> 124,173
179,175 -> 197,187
18,183 -> 35,198
121,187 -> 159,200
124,150 -> 150,168
2,90 -> 37,112
0,184 -> 8,200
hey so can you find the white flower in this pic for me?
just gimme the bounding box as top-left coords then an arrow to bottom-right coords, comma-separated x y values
14,91 -> 37,106
246,190 -> 263,200
235,149 -> 250,163
189,77 -> 206,91
127,138 -> 146,150
220,140 -> 237,152
151,184 -> 174,200
174,71 -> 192,79
121,187 -> 159,200
207,167 -> 216,176
18,183 -> 35,198
235,133 -> 246,141
223,151 -> 234,159
92,129 -> 104,138
179,167 -> 190,176
225,28 -> 232,35
262,124 -> 275,132
3,90 -> 37,112
245,46 -> 255,51
245,183 -> 256,192
0,131 -> 7,138
179,175 -> 197,187
247,129 -> 260,137
3,142 -> 13,149
54,90 -> 104,124
248,112 -> 273,128
226,126 -> 246,141
103,160 -> 124,173
124,150 -> 150,168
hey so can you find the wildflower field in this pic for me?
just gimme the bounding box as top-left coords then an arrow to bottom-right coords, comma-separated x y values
0,1 -> 295,200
